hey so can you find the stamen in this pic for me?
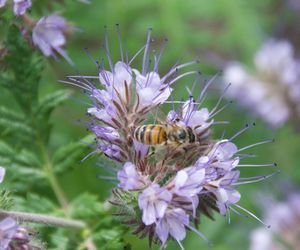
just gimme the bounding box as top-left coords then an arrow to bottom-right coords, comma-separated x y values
84,47 -> 99,69
97,175 -> 118,182
116,24 -> 124,62
161,60 -> 200,82
66,76 -> 95,91
177,240 -> 185,250
237,139 -> 275,153
167,71 -> 198,85
80,150 -> 99,162
190,71 -> 202,95
233,204 -> 271,228
186,225 -> 212,246
196,73 -> 220,105
104,25 -> 114,73
209,83 -> 231,116
233,171 -> 280,185
209,101 -> 233,119
229,123 -> 255,141
237,163 -> 277,168
211,121 -> 230,125
153,38 -> 168,73
58,80 -> 91,92
142,28 -> 152,75
129,45 -> 146,65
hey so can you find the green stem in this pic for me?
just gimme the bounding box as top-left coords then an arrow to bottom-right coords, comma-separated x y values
39,141 -> 69,210
0,210 -> 85,229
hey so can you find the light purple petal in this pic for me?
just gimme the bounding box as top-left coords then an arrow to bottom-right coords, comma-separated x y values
0,0 -> 7,8
0,167 -> 5,183
138,184 -> 172,225
0,217 -> 19,249
13,0 -> 31,16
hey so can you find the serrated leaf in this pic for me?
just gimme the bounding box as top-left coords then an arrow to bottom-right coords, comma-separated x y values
12,193 -> 56,213
53,135 -> 93,174
70,193 -> 106,219
53,142 -> 84,173
35,89 -> 73,118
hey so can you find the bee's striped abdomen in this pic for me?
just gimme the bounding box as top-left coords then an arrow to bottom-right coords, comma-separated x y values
133,125 -> 167,145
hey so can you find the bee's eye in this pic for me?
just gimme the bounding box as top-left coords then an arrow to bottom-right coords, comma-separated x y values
178,129 -> 186,139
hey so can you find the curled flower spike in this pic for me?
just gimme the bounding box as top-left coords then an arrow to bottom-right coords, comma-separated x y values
69,28 -> 275,249
32,15 -> 74,65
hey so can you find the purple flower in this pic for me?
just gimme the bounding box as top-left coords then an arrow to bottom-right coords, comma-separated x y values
208,140 -> 239,171
155,208 -> 189,246
90,125 -> 120,143
0,166 -> 5,183
99,61 -> 132,105
223,39 -> 300,128
170,167 -> 205,197
117,162 -> 150,190
133,141 -> 149,159
206,171 -> 241,215
32,15 -> 74,65
13,0 -> 31,15
138,184 -> 172,225
98,143 -> 125,162
0,217 -> 19,249
134,70 -> 172,109
0,0 -> 7,8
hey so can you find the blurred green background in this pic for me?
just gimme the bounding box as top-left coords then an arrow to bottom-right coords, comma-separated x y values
2,0 -> 300,249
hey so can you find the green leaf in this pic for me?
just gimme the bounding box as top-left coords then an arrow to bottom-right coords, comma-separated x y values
3,24 -> 43,113
35,89 -> 73,118
53,135 -> 93,174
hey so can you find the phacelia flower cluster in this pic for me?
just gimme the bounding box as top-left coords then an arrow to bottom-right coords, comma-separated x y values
223,40 -> 300,128
67,29 -> 276,249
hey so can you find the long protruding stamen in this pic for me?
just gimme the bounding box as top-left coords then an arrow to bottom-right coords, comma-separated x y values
153,38 -> 168,73
116,24 -> 124,62
196,73 -> 220,105
186,225 -> 212,246
83,47 -> 99,69
233,204 -> 271,228
177,240 -> 185,250
142,28 -> 152,75
209,83 -> 231,116
229,123 -> 255,141
59,80 -> 92,92
66,76 -> 95,91
190,71 -> 202,95
237,163 -> 277,168
97,175 -> 118,182
80,150 -> 98,162
167,71 -> 198,85
209,101 -> 233,119
211,121 -> 230,125
233,171 -> 280,185
161,60 -> 200,82
129,45 -> 146,65
237,139 -> 275,153
96,162 -> 118,173
104,26 -> 114,73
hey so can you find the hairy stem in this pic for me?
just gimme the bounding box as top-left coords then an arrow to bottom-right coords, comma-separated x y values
39,141 -> 69,210
0,210 -> 86,229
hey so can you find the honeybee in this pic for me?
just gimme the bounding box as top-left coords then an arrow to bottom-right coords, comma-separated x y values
133,124 -> 196,145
